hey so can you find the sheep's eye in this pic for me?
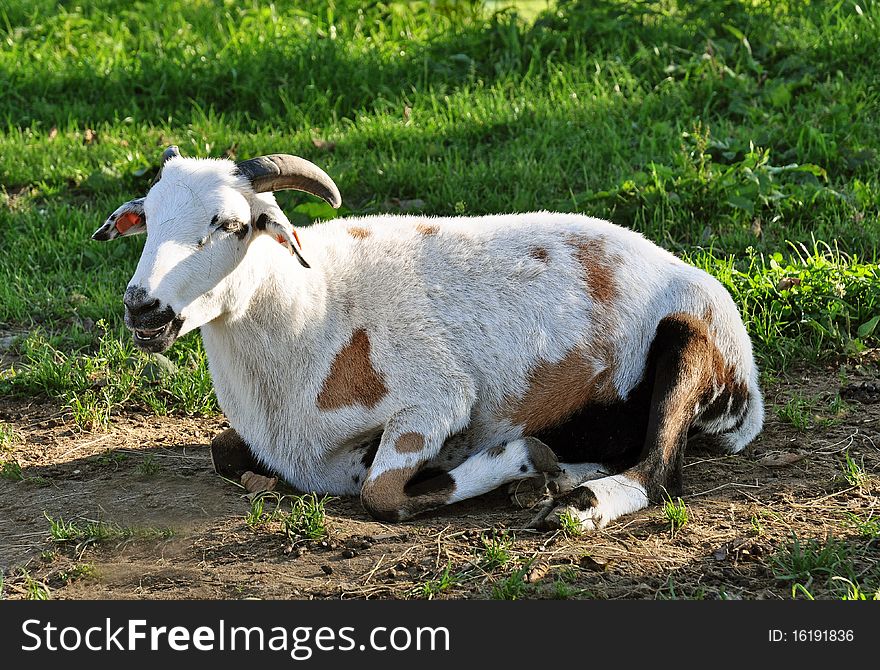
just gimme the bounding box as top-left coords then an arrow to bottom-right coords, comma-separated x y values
210,215 -> 246,234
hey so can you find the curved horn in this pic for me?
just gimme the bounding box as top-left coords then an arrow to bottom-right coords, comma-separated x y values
236,154 -> 342,209
152,145 -> 181,185
160,145 -> 181,166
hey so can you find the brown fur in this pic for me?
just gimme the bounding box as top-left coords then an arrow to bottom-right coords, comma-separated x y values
655,314 -> 713,462
316,329 -> 388,410
395,432 -> 426,454
347,227 -> 371,239
416,223 -> 439,236
528,246 -> 549,262
361,466 -> 455,521
361,467 -> 416,522
506,344 -> 619,435
566,235 -> 618,304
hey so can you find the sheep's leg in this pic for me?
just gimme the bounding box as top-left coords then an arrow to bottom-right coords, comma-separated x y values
530,314 -> 712,532
508,461 -> 608,509
210,428 -> 274,479
361,425 -> 559,521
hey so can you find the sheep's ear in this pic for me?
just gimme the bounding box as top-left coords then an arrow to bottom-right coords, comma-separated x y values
92,198 -> 146,241
254,211 -> 310,268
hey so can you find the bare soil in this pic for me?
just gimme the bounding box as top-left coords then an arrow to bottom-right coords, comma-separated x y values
1,362 -> 878,600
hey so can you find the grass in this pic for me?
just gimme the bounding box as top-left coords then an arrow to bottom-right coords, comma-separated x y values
21,570 -> 50,601
490,567 -> 529,600
245,492 -> 329,541
771,535 -> 851,583
557,509 -> 583,538
840,450 -> 868,490
767,533 -> 879,599
662,495 -> 689,534
776,391 -> 855,430
245,493 -> 277,528
0,0 -> 879,420
0,422 -> 20,448
59,563 -> 95,583
478,531 -> 514,569
2,327 -> 218,428
136,454 -> 162,477
845,512 -> 880,539
46,513 -> 172,547
0,457 -> 23,481
417,562 -> 459,600
283,494 -> 330,541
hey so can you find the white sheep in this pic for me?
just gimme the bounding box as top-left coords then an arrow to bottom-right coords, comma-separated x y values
92,147 -> 763,531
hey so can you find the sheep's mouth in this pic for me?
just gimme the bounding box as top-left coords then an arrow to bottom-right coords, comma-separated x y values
134,324 -> 170,342
129,317 -> 184,353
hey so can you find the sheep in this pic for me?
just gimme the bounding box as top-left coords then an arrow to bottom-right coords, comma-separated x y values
92,146 -> 763,531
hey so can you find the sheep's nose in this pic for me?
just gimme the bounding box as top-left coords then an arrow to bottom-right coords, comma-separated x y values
123,286 -> 160,317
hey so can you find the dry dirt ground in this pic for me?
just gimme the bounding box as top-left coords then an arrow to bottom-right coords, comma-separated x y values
1,362 -> 878,600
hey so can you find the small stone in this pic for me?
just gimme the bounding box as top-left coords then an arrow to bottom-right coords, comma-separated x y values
341,549 -> 357,559
320,565 -> 333,575
141,353 -> 178,381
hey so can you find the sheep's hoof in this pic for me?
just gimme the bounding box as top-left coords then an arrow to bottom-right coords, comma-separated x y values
210,428 -> 270,479
508,476 -> 553,510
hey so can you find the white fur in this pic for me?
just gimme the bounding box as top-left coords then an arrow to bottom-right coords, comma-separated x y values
543,475 -> 649,532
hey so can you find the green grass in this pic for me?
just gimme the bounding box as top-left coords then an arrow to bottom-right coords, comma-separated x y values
245,493 -> 279,529
245,492 -> 330,541
417,562 -> 460,600
771,535 -> 852,583
283,493 -> 330,541
768,533 -> 879,599
478,531 -> 514,569
845,512 -> 880,539
662,495 -> 689,534
21,570 -> 50,601
840,450 -> 868,490
46,513 -> 172,546
557,509 -> 583,538
1,0 -> 880,420
0,457 -> 23,481
776,391 -> 855,430
490,566 -> 530,600
0,422 -> 20,448
136,454 -> 162,477
59,563 -> 95,584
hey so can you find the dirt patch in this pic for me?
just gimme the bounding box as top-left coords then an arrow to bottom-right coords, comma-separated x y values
1,364 -> 878,600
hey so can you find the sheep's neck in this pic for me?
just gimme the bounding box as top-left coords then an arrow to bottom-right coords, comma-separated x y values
224,243 -> 329,338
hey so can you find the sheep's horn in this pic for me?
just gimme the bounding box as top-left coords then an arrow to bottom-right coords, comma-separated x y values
236,154 -> 342,209
152,145 -> 181,184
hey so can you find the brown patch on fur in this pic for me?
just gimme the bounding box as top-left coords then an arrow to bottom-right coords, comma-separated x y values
486,444 -> 506,457
361,467 -> 415,522
347,227 -> 370,239
416,223 -> 439,236
626,469 -> 648,487
566,235 -> 618,304
655,313 -> 714,463
361,466 -> 455,521
395,432 -> 425,454
506,344 -> 619,435
651,313 -> 749,465
317,330 -> 388,411
528,246 -> 549,263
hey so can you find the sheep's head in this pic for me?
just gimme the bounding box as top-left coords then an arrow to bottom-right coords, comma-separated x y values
93,146 -> 341,353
